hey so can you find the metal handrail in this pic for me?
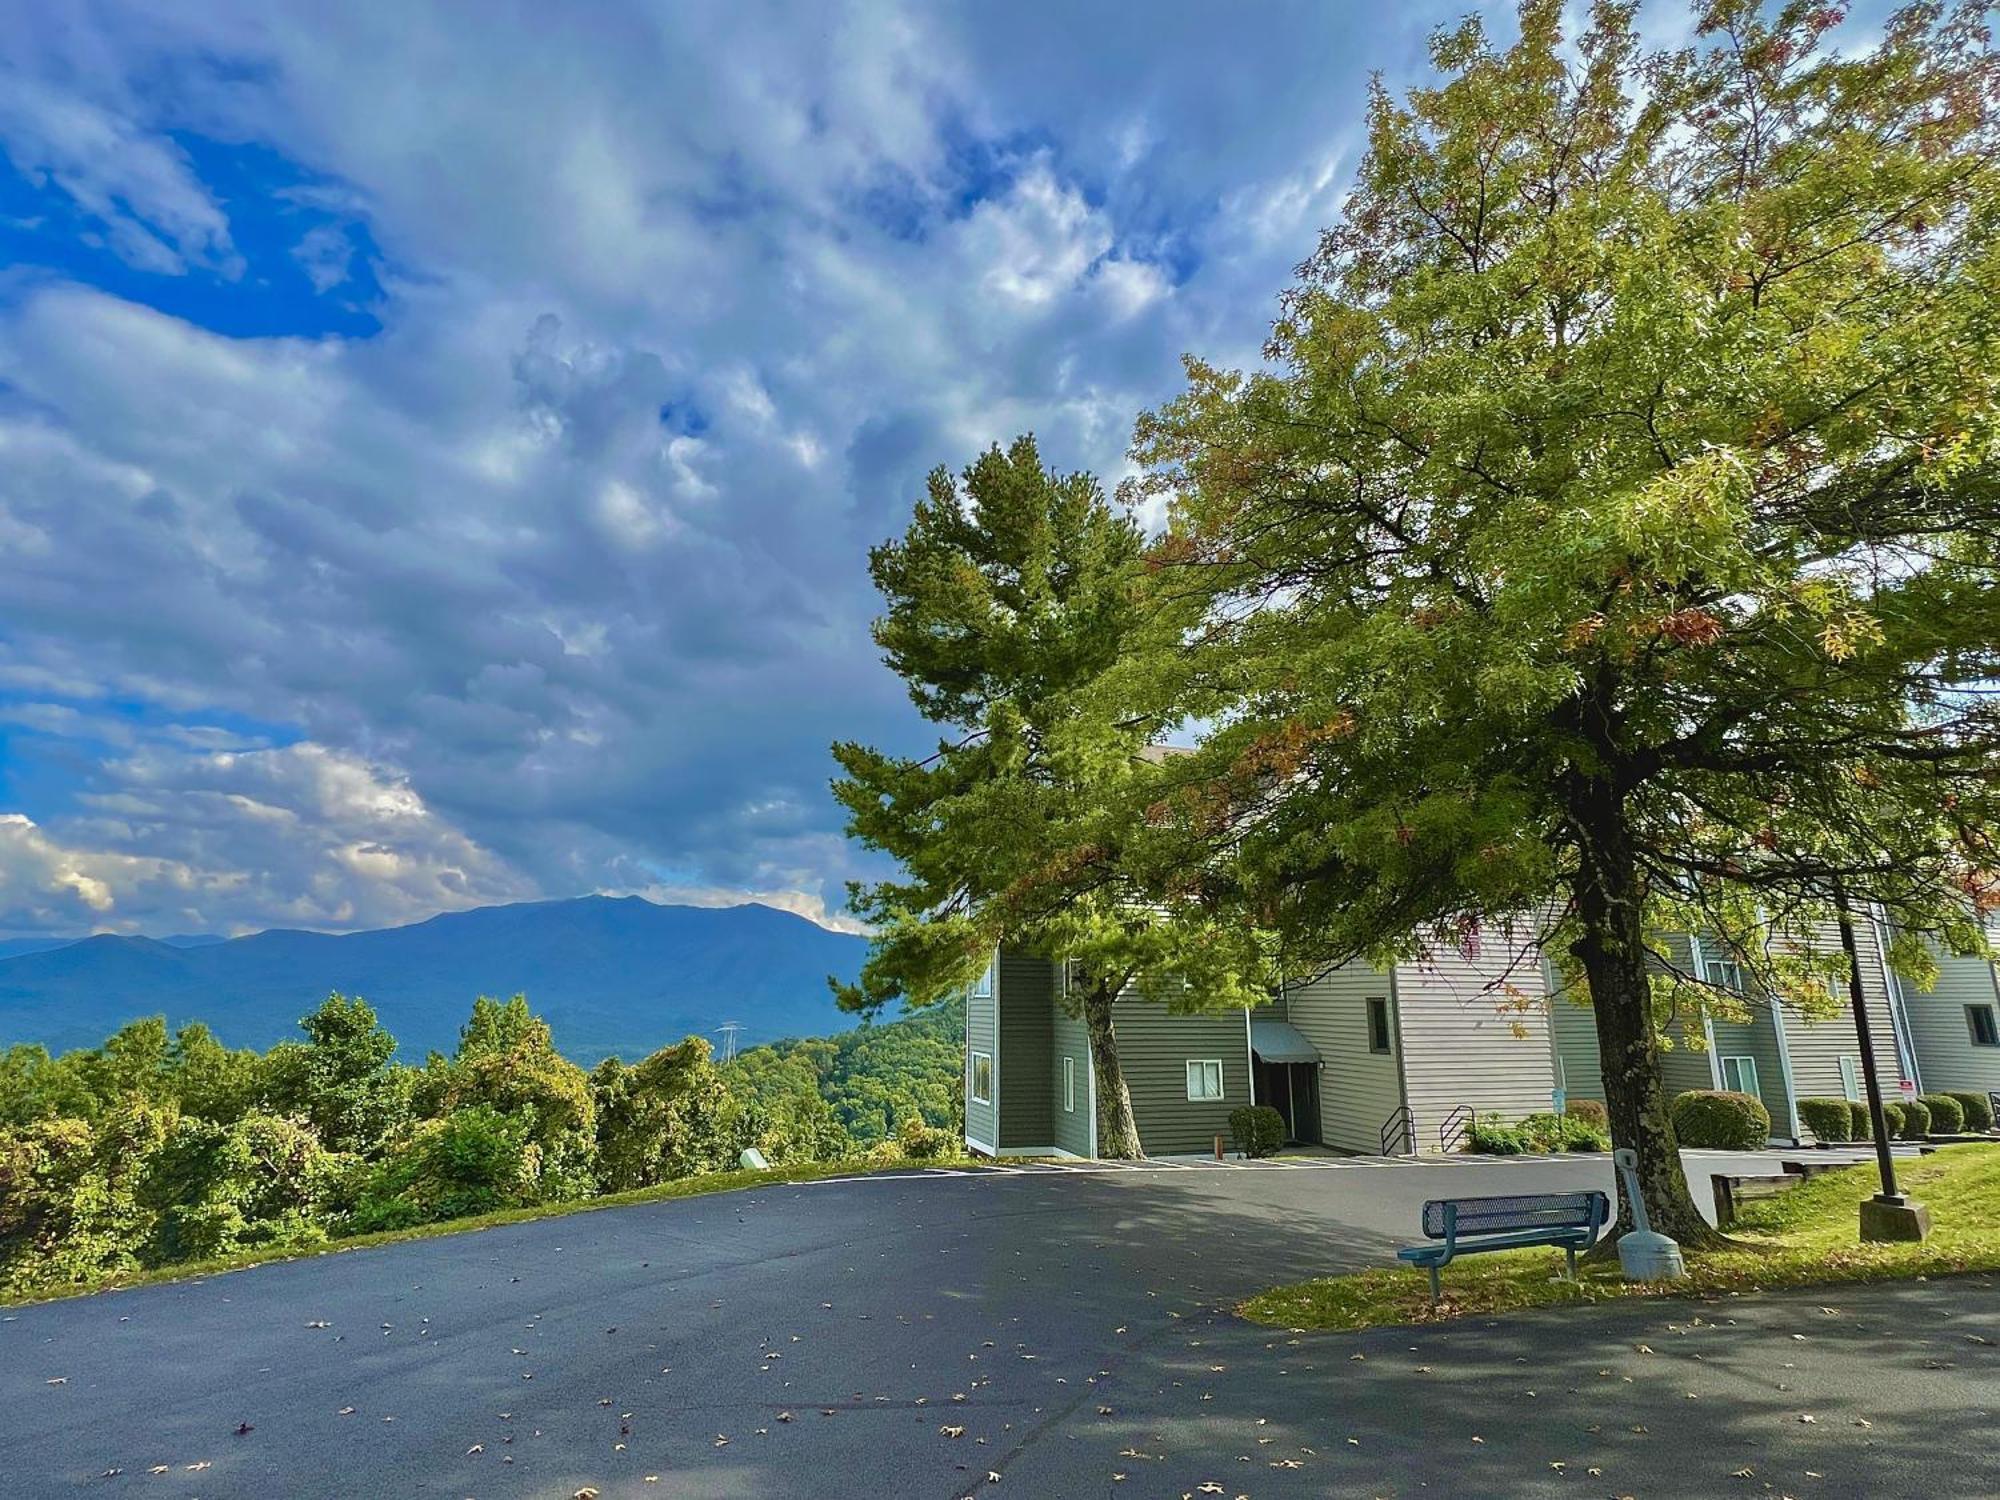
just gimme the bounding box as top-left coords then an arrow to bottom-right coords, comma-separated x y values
1380,1104 -> 1415,1156
1439,1103 -> 1474,1154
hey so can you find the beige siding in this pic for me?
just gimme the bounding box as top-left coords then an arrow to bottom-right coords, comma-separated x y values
1905,942 -> 2000,1094
1283,964 -> 1406,1154
1050,1003 -> 1092,1157
1110,992 -> 1251,1156
997,950 -> 1053,1150
1394,933 -> 1557,1151
964,967 -> 998,1151
1708,1013 -> 1793,1139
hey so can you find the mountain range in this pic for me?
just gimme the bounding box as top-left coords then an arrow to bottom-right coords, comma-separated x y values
0,896 -> 872,1063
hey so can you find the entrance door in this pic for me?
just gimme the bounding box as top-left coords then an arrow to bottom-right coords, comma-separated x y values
1254,1060 -> 1321,1145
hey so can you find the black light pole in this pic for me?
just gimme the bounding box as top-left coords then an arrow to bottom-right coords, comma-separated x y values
1833,879 -> 1930,1242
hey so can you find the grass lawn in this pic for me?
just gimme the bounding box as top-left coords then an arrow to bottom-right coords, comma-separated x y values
1241,1143 -> 2000,1332
5,1154 -> 980,1308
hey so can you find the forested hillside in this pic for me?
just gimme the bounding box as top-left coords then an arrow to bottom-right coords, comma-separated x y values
0,994 -> 964,1298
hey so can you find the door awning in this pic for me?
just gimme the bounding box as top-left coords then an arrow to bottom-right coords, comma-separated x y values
1249,1015 -> 1320,1064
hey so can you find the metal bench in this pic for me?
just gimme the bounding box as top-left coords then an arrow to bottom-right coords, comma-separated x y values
1398,1191 -> 1611,1303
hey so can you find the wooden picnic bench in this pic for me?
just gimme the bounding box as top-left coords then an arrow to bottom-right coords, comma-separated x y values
1397,1190 -> 1610,1303
1711,1171 -> 1797,1227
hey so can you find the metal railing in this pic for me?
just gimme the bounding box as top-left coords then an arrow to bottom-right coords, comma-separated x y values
1439,1103 -> 1474,1154
1380,1103 -> 1415,1156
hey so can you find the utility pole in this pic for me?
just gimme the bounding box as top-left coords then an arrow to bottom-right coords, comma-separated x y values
715,1021 -> 742,1063
1833,879 -> 1930,1242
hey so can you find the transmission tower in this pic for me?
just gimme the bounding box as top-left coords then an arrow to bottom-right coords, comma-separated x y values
715,1020 -> 743,1062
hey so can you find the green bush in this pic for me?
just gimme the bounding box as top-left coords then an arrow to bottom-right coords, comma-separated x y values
1897,1097 -> 1932,1139
1468,1114 -> 1529,1155
1917,1094 -> 1964,1134
1848,1101 -> 1872,1141
1519,1112 -> 1609,1152
895,1115 -> 958,1160
1563,1098 -> 1609,1131
1669,1089 -> 1770,1150
1949,1091 -> 1995,1133
1879,1100 -> 1906,1137
344,1106 -> 537,1234
1229,1105 -> 1287,1159
1796,1097 -> 1852,1143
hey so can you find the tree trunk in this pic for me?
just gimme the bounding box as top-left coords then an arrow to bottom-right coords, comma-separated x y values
1569,775 -> 1730,1252
1080,986 -> 1144,1160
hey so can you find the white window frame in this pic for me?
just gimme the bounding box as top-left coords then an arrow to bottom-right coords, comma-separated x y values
1703,956 -> 1747,994
1968,1004 -> 1999,1047
970,955 -> 995,999
1185,1058 -> 1225,1102
1838,1055 -> 1861,1103
1721,1054 -> 1760,1098
1062,1055 -> 1076,1113
969,1050 -> 993,1104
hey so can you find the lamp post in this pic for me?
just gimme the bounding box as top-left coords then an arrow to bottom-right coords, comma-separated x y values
1833,880 -> 1931,1242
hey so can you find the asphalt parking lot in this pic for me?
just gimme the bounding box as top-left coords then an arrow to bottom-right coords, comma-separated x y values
3,1153 -> 1993,1499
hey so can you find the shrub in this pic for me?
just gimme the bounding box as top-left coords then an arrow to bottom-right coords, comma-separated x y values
1848,1101 -> 1871,1141
1519,1112 -> 1609,1153
344,1106 -> 536,1234
1229,1105 -> 1287,1159
1563,1098 -> 1609,1131
1796,1097 -> 1852,1144
1949,1091 -> 1995,1133
1669,1090 -> 1770,1150
1917,1094 -> 1964,1135
1879,1100 -> 1906,1137
1468,1114 -> 1529,1155
895,1116 -> 958,1160
1897,1097 -> 1931,1139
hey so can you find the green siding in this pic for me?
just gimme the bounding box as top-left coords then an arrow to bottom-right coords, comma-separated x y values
1708,1013 -> 1792,1139
1050,1003 -> 1092,1157
1111,992 -> 1250,1156
1905,934 -> 2000,1094
997,950 -> 1053,1150
964,968 -> 998,1152
1283,966 -> 1405,1154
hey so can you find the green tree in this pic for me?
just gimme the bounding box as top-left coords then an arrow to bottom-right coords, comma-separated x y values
834,437 -> 1278,1159
166,1023 -> 265,1124
1129,1 -> 2000,1243
140,1112 -> 344,1263
262,994 -> 411,1155
345,1106 -> 536,1233
591,1037 -> 740,1190
0,1097 -> 175,1295
419,996 -> 596,1197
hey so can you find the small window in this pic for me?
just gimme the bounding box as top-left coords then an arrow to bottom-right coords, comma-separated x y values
1367,998 -> 1393,1054
1838,1055 -> 1861,1103
970,956 -> 995,999
1969,1005 -> 2000,1047
1703,957 -> 1747,994
969,1051 -> 993,1104
1063,1055 -> 1076,1113
1185,1059 -> 1224,1101
1722,1055 -> 1761,1098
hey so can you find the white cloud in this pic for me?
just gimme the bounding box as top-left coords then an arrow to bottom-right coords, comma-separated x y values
0,0 -> 1467,940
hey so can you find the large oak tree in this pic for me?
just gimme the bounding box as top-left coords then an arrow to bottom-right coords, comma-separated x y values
1128,0 -> 2000,1242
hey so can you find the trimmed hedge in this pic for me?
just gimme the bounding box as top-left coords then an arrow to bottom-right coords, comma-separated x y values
1797,1097 -> 1852,1143
1848,1101 -> 1872,1141
1670,1089 -> 1771,1150
1563,1098 -> 1609,1130
1229,1104 -> 1287,1159
1898,1097 -> 1932,1139
1918,1093 -> 1965,1135
1880,1100 -> 1907,1137
1950,1091 -> 1995,1133
1468,1110 -> 1610,1155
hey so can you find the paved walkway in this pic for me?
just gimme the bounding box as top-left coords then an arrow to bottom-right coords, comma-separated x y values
3,1160 -> 1992,1498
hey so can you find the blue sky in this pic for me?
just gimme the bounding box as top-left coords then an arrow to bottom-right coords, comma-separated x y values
0,1 -> 1820,937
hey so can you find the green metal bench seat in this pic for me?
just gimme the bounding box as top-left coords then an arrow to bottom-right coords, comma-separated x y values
1398,1190 -> 1610,1302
